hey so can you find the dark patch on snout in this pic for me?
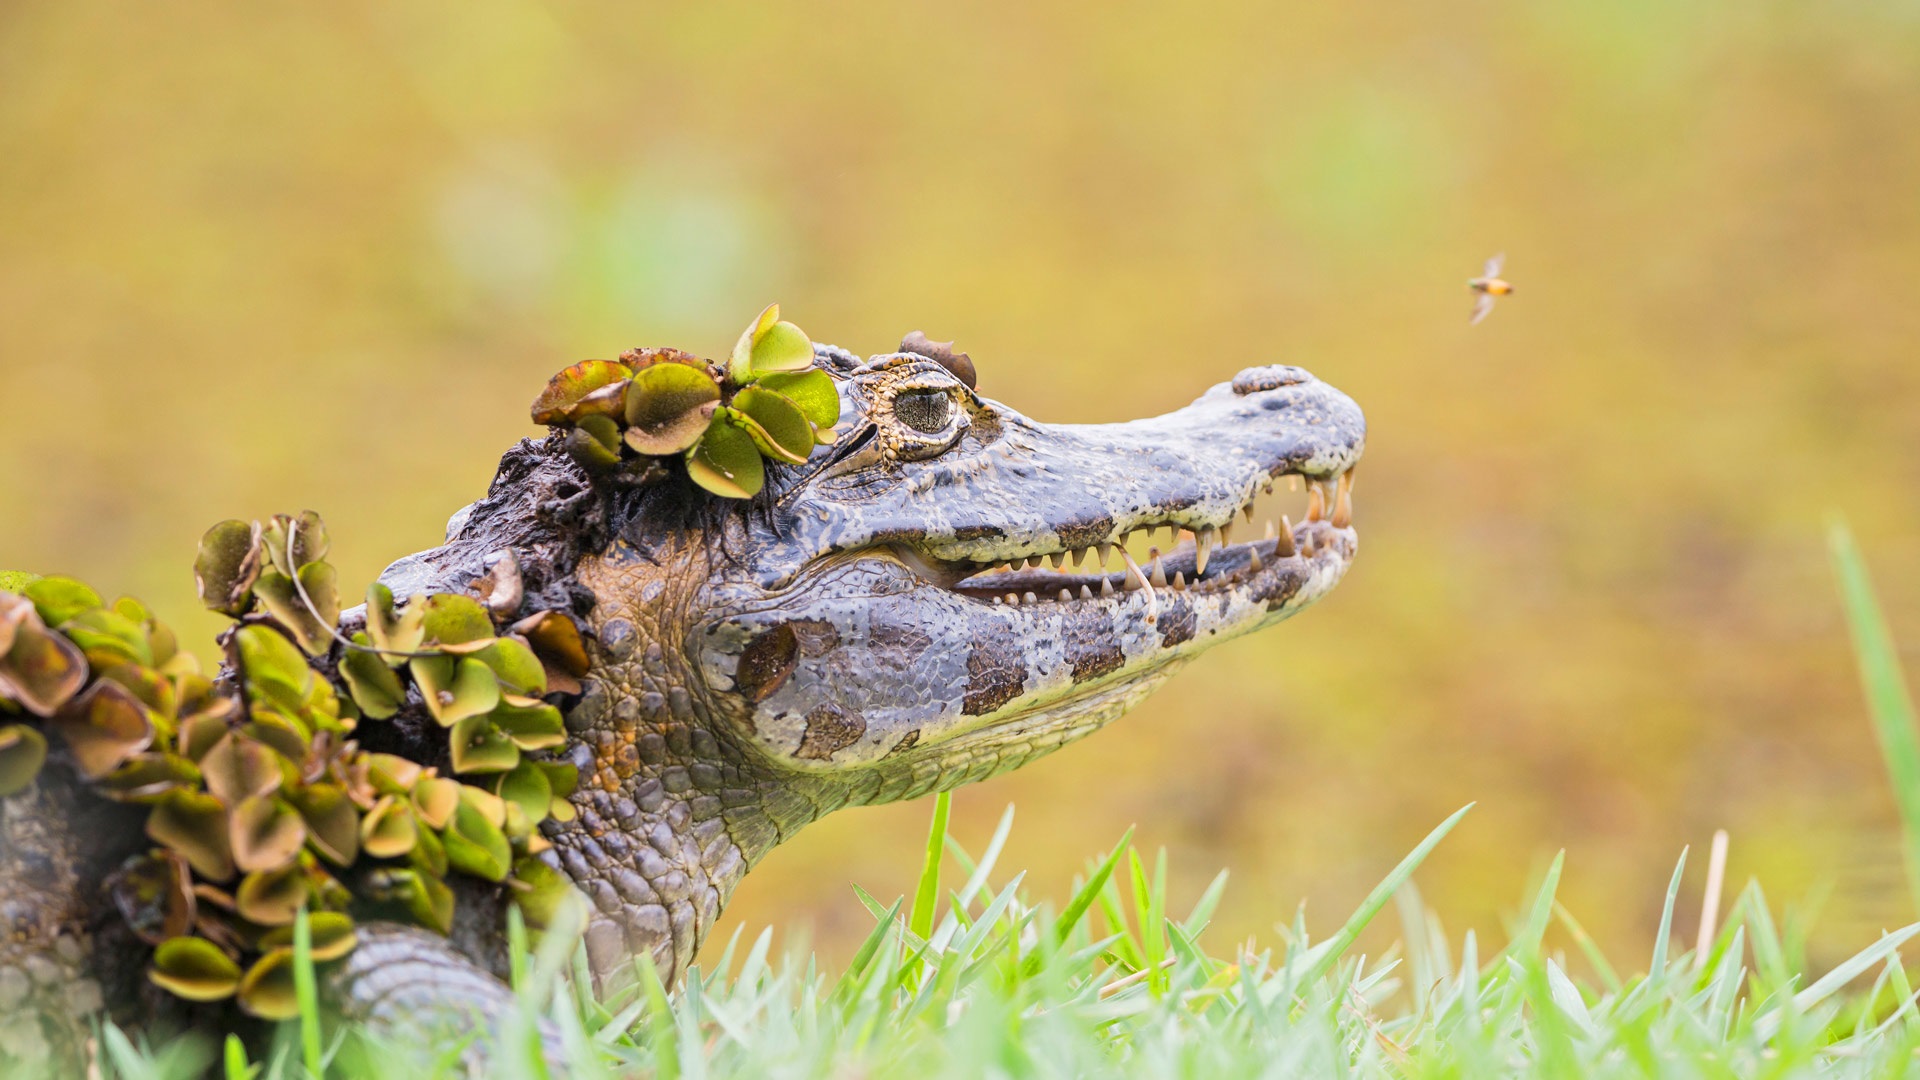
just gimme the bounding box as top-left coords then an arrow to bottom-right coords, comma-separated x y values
794,704 -> 866,760
735,624 -> 798,703
870,622 -> 932,661
1054,514 -> 1117,551
1064,613 -> 1124,683
788,619 -> 840,658
963,621 -> 1027,715
951,524 -> 1005,543
1157,599 -> 1197,648
1251,565 -> 1307,611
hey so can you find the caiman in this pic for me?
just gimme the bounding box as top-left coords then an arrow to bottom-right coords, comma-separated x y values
0,323 -> 1365,1072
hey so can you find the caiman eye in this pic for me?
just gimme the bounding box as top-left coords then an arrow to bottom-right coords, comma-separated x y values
893,389 -> 954,434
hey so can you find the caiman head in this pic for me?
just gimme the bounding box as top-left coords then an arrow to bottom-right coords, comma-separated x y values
381,336 -> 1365,979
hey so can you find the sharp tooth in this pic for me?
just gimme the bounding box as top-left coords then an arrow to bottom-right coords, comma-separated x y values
1049,552 -> 1065,570
1059,588 -> 1073,602
1220,521 -> 1236,547
1149,549 -> 1168,588
1264,520 -> 1276,540
1005,593 -> 1020,606
1307,483 -> 1326,522
1172,571 -> 1186,590
1024,591 -> 1039,604
1164,524 -> 1180,550
1276,515 -> 1296,557
1242,503 -> 1254,524
1195,526 -> 1214,576
1100,576 -> 1116,597
1096,542 -> 1112,567
992,595 -> 1003,605
1079,584 -> 1093,600
1070,547 -> 1087,569
1249,547 -> 1263,571
1331,471 -> 1353,529
1301,532 -> 1316,557
1121,549 -> 1151,594
1027,556 -> 1045,570
1288,475 -> 1300,492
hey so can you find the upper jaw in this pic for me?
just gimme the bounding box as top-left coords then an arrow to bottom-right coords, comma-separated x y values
791,364 -> 1366,615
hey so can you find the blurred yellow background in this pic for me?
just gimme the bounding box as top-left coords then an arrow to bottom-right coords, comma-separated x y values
5,1 -> 1920,971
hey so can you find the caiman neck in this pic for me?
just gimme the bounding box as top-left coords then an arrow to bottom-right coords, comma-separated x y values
548,532 -> 830,984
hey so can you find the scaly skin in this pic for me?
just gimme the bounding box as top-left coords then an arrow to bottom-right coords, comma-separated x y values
2,338 -> 1365,1069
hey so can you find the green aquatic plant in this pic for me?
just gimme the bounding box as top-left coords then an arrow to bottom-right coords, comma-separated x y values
0,508 -> 590,1018
530,304 -> 840,498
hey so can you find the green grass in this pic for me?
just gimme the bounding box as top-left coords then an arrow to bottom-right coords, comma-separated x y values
93,524 -> 1920,1077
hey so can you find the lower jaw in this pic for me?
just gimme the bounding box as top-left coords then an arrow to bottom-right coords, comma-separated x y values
950,519 -> 1357,612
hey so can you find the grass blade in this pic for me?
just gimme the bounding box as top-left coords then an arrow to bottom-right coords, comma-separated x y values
909,791 -> 952,945
1301,804 -> 1473,984
1829,520 -> 1920,914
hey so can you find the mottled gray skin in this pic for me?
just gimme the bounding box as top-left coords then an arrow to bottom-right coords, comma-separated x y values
1,339 -> 1364,1069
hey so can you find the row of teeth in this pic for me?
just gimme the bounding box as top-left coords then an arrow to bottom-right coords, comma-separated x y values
969,471 -> 1354,609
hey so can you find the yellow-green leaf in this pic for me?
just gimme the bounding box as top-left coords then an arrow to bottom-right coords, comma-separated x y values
151,937 -> 242,1002
686,412 -> 765,499
624,361 -> 722,455
0,725 -> 48,797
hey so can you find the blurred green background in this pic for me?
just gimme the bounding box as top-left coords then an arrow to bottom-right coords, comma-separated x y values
5,1 -> 1920,970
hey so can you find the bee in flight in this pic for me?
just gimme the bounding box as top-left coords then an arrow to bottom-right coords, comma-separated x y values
1468,253 -> 1513,325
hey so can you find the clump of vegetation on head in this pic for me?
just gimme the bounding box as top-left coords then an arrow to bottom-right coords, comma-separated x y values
530,304 -> 840,499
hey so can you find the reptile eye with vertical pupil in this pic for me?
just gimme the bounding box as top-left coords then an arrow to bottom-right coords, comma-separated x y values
893,389 -> 953,434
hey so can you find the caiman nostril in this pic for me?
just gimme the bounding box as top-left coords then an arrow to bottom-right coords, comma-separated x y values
1231,365 -> 1312,395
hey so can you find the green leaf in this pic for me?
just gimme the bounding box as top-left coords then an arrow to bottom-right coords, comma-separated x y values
530,359 -> 633,425
288,783 -> 360,867
151,937 -> 242,1002
0,724 -> 48,796
474,636 -> 547,696
411,775 -> 462,830
23,576 -> 103,626
60,607 -> 152,668
443,793 -> 513,882
510,856 -> 577,930
732,386 -> 817,464
449,714 -> 521,774
194,520 -> 263,618
494,761 -> 552,825
341,634 -> 405,719
412,655 -> 502,726
47,679 -> 154,780
260,911 -> 358,962
230,794 -> 307,874
234,625 -> 313,705
419,594 -> 495,649
0,616 -> 89,717
730,303 -> 814,382
366,583 -> 426,660
756,368 -> 841,431
234,864 -> 308,926
237,948 -> 300,1020
0,570 -> 41,594
361,794 -> 420,858
198,733 -> 281,805
624,361 -> 722,455
491,699 -> 566,750
686,411 -> 766,499
261,512 -> 329,577
148,789 -> 236,881
566,413 -> 624,472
